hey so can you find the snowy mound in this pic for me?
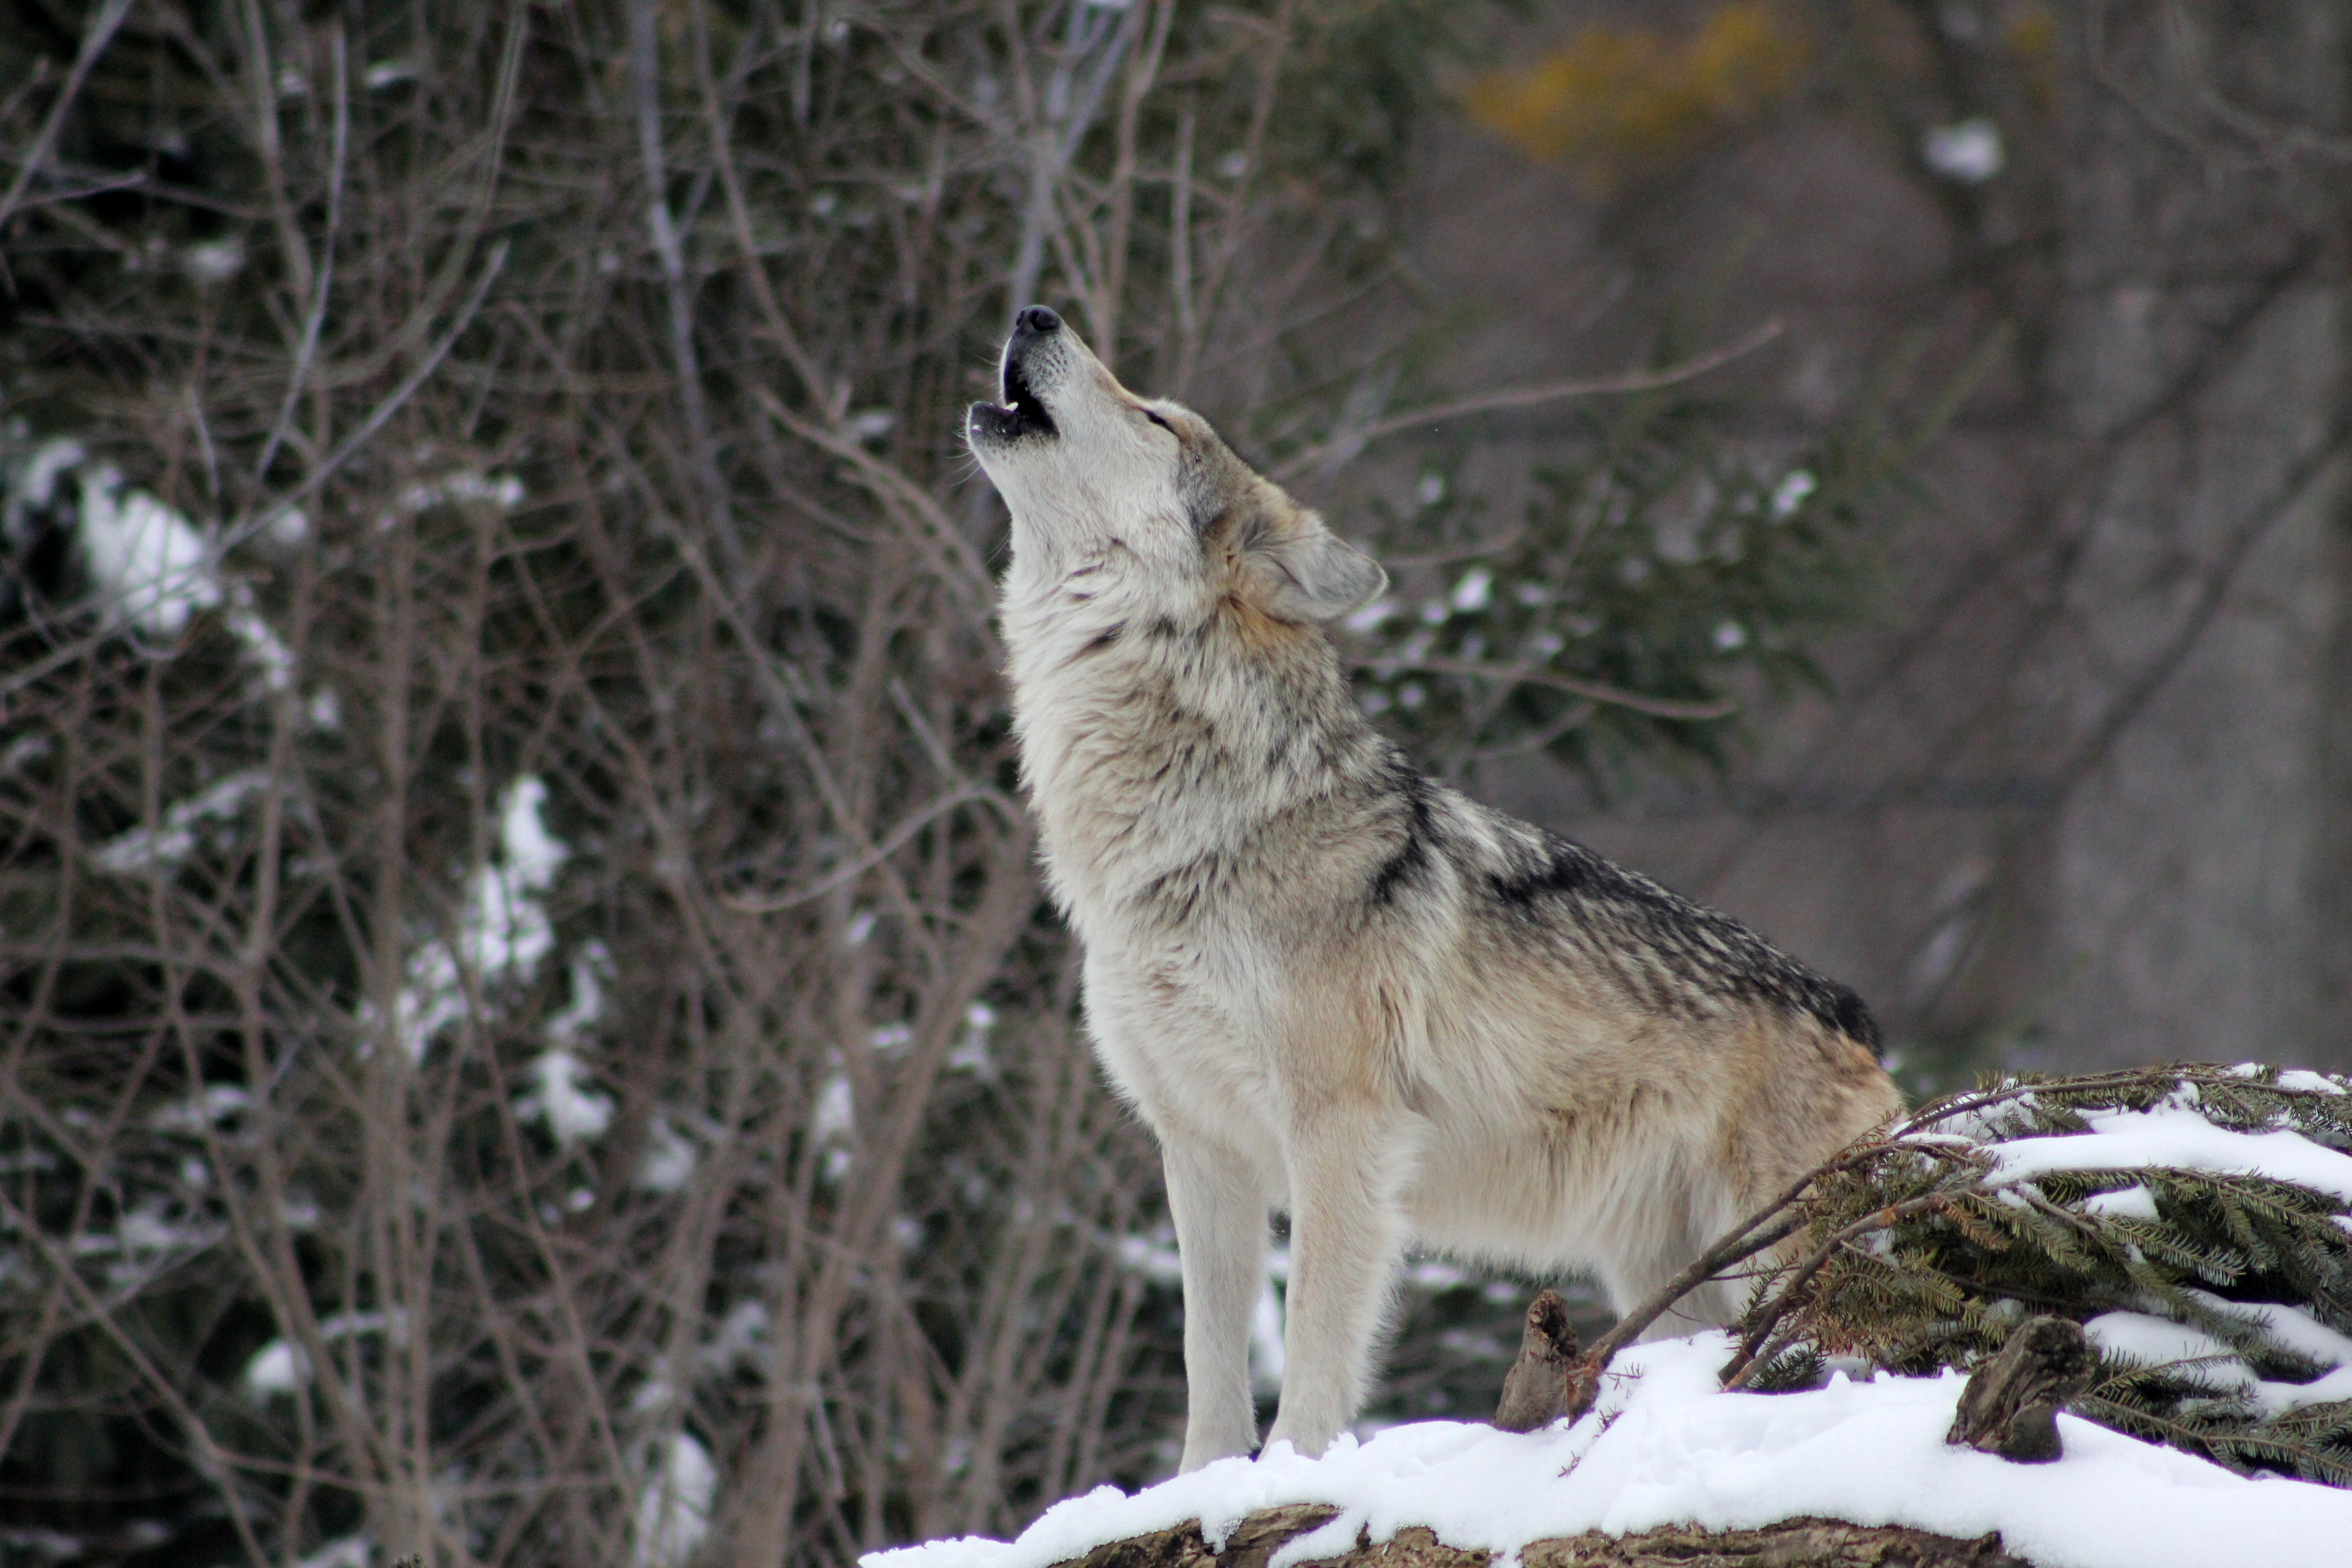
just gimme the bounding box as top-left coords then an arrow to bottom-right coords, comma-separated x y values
867,1333 -> 2352,1568
874,1068 -> 2352,1568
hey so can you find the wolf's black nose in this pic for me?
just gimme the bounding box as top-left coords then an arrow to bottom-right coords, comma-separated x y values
1015,305 -> 1061,336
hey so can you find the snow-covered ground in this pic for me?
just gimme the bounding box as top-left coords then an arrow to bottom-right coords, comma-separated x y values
870,1332 -> 2352,1568
873,1078 -> 2352,1568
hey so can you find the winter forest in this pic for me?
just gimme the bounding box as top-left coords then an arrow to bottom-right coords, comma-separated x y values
3,3 -> 2351,1566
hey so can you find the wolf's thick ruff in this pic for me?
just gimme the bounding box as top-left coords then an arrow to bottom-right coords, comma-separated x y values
968,307 -> 1900,1470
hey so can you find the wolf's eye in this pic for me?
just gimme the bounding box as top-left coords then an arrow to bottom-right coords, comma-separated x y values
1141,408 -> 1173,432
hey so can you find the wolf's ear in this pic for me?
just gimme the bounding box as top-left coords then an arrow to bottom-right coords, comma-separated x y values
1238,519 -> 1387,624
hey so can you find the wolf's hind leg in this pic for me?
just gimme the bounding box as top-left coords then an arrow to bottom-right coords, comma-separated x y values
1165,1139 -> 1265,1471
1264,1108 -> 1408,1458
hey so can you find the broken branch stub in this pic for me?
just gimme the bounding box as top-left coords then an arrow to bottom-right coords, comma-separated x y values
1946,1317 -> 2090,1463
1494,1289 -> 1583,1432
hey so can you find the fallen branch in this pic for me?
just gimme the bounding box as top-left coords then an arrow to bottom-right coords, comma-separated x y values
1540,1135 -> 1946,1425
1719,1193 -> 1958,1390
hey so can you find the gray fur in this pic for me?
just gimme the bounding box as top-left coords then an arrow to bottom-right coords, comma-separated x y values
968,309 -> 1901,1470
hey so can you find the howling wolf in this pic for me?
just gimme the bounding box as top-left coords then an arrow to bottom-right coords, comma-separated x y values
967,306 -> 1901,1470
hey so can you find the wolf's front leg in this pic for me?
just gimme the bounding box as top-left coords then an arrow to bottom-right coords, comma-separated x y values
1163,1138 -> 1266,1471
1264,1109 -> 1407,1457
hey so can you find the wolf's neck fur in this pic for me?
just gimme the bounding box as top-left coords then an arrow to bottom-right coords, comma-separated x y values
1001,544 -> 1390,936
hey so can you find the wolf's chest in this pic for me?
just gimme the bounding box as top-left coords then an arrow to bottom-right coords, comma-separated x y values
1075,917 -> 1295,1132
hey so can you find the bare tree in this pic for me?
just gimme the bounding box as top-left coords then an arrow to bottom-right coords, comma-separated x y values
0,3 -> 1936,1564
0,3 -> 1493,1563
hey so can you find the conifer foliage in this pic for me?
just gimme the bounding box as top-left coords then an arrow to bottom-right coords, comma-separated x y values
1731,1066 -> 2352,1485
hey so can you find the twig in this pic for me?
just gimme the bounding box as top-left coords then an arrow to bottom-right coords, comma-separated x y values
251,29 -> 349,494
1720,1192 -> 1967,1390
631,0 -> 747,582
1269,321 -> 1784,484
0,0 -> 135,233
749,383 -> 998,622
1546,1133 -> 1987,1423
1360,656 -> 1739,721
223,242 -> 510,555
1561,1144 -> 1891,1392
720,784 -> 1014,912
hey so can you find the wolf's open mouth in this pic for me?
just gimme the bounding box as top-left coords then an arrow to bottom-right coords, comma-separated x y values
971,348 -> 1057,443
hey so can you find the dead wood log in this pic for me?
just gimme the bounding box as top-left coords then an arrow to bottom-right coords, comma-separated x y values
1945,1316 -> 2091,1463
1049,1510 -> 2032,1567
1060,1504 -> 1341,1568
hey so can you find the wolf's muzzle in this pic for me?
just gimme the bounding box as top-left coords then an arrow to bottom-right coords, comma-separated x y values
968,304 -> 1063,446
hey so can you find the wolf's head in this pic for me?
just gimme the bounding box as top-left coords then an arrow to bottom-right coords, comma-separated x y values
967,307 -> 1385,626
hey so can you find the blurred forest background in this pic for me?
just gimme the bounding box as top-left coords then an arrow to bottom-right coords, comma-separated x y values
0,1 -> 2344,1564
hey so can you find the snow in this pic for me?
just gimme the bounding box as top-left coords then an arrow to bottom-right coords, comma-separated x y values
547,943 -> 611,1042
294,1539 -> 371,1568
240,1310 -> 403,1401
92,769 -> 272,874
1985,1105 -> 2352,1204
75,461 -> 220,636
948,1001 -> 998,1074
183,237 -> 245,284
241,1338 -> 310,1401
2087,1308 -> 2352,1416
866,1335 -> 2352,1568
813,1074 -> 855,1141
13,440 -> 309,699
2077,1183 -> 2157,1220
815,1069 -> 857,1180
1922,118 -> 2003,182
637,1115 -> 698,1192
522,944 -> 617,1145
633,1431 -> 716,1568
519,1049 -> 614,1147
1768,468 -> 1816,519
874,1082 -> 2352,1568
389,775 -> 568,1063
2196,1294 -> 2352,1372
699,1299 -> 774,1377
0,1527 -> 86,1564
1114,1228 -> 1183,1284
1251,1274 -> 1286,1393
149,1084 -> 253,1132
2275,1070 -> 2346,1097
398,470 -> 526,514
5,438 -> 87,542
2083,1313 -> 2243,1387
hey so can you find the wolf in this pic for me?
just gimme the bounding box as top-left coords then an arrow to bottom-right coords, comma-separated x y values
967,306 -> 1902,1471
